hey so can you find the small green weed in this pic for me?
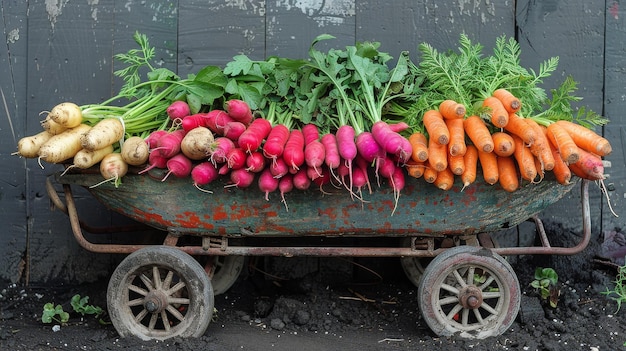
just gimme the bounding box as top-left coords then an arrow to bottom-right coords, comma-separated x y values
530,267 -> 560,308
41,303 -> 69,324
41,294 -> 105,325
601,262 -> 626,313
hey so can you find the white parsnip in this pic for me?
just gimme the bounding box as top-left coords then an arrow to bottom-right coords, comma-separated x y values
38,124 -> 92,164
16,130 -> 53,158
96,153 -> 128,188
80,118 -> 125,151
120,136 -> 149,166
73,145 -> 114,169
48,102 -> 83,128
41,114 -> 68,135
181,126 -> 214,160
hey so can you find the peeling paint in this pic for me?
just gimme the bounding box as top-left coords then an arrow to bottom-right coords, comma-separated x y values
88,0 -> 99,21
275,0 -> 355,27
457,0 -> 496,23
45,0 -> 70,30
7,29 -> 19,43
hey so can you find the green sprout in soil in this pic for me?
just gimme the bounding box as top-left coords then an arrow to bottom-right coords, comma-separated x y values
601,261 -> 626,313
530,267 -> 560,308
41,294 -> 106,325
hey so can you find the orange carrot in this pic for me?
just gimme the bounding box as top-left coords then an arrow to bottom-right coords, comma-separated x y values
555,120 -> 612,156
548,141 -> 572,185
534,156 -> 545,182
445,117 -> 467,157
434,168 -> 455,191
497,156 -> 519,192
477,148 -> 499,185
493,88 -> 521,114
526,119 -> 555,171
568,147 -> 605,180
423,110 -> 450,145
547,122 -> 580,165
482,96 -> 509,128
492,131 -> 515,157
428,136 -> 448,172
464,115 -> 494,153
408,132 -> 429,162
461,145 -> 478,190
504,113 -> 536,145
439,100 -> 466,119
423,167 -> 438,183
405,159 -> 426,179
512,134 -> 537,182
448,153 -> 465,175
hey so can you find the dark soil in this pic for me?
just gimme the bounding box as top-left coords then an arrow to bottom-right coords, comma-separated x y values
2,222 -> 626,351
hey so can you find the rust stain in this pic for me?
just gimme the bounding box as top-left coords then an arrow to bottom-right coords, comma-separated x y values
319,207 -> 337,220
212,204 -> 228,220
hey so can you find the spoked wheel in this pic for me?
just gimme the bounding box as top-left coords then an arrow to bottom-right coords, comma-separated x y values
202,255 -> 245,295
107,246 -> 214,341
418,245 -> 520,339
401,234 -> 500,288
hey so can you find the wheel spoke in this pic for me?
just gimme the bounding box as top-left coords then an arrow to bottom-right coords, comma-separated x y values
445,303 -> 463,321
134,308 -> 148,323
473,308 -> 485,324
441,283 -> 459,295
481,291 -> 502,299
461,307 -> 469,326
139,273 -> 154,291
438,296 -> 459,306
166,304 -> 186,322
479,276 -> 496,291
453,269 -> 467,288
148,312 -> 158,330
168,297 -> 190,305
167,281 -> 186,296
480,302 -> 499,316
466,266 -> 475,285
153,267 -> 162,290
127,298 -> 144,307
163,271 -> 174,290
128,283 -> 148,296
161,311 -> 171,331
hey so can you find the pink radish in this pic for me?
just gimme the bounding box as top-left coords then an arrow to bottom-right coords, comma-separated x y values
270,157 -> 288,178
191,162 -> 219,192
302,124 -> 320,145
204,109 -> 234,135
388,121 -> 409,133
245,151 -> 266,173
263,124 -> 290,161
336,125 -> 357,196
321,133 -> 341,170
225,99 -> 253,125
223,121 -> 247,142
156,129 -> 186,159
283,129 -> 305,173
389,166 -> 405,215
167,101 -> 191,120
218,163 -> 231,176
209,137 -> 235,165
305,139 -> 326,177
181,114 -> 207,132
162,153 -> 193,181
226,147 -> 246,170
145,130 -> 168,149
258,167 -> 279,201
351,166 -> 368,194
293,167 -> 311,190
354,155 -> 372,194
138,151 -> 169,174
278,173 -> 293,211
228,168 -> 255,188
371,121 -> 412,164
238,118 -> 272,153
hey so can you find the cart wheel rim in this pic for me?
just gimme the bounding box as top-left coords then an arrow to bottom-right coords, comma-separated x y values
418,246 -> 520,339
108,246 -> 214,341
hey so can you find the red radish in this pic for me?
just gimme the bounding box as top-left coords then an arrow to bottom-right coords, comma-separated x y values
283,129 -> 305,173
569,148 -> 605,180
388,121 -> 409,133
270,157 -> 289,178
228,168 -> 255,188
306,164 -> 323,182
293,167 -> 311,190
225,99 -> 253,125
146,130 -> 168,149
371,121 -> 411,164
162,153 -> 193,181
204,109 -> 234,135
312,165 -> 331,188
156,129 -> 186,159
223,121 -> 247,142
258,167 -> 279,201
263,124 -> 290,161
138,150 -> 169,174
191,162 -> 219,191
356,131 -> 384,163
167,101 -> 191,120
336,125 -> 357,195
218,163 -> 230,175
278,173 -> 294,211
378,155 -> 397,180
245,151 -> 266,173
226,147 -> 246,170
354,155 -> 372,194
351,166 -> 368,194
321,133 -> 341,170
209,137 -> 236,164
238,118 -> 272,153
302,124 -> 320,145
389,166 -> 406,215
305,139 -> 326,177
181,114 -> 207,132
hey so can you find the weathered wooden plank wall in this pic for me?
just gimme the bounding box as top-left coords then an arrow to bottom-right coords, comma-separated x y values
0,0 -> 621,284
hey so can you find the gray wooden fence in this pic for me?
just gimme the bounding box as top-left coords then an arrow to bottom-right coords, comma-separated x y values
0,0 -> 623,284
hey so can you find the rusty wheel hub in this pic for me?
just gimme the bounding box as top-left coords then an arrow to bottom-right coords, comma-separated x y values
458,285 -> 483,309
143,290 -> 169,313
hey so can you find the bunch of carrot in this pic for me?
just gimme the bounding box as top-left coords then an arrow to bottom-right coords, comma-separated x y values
405,88 -> 611,193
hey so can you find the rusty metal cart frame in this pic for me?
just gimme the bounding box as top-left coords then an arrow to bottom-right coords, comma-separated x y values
45,172 -> 591,341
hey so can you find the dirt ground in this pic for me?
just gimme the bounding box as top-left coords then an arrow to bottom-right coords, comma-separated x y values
2,221 -> 626,351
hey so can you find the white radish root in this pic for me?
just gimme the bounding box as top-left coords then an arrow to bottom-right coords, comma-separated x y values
47,102 -> 83,128
15,130 -> 53,158
38,124 -> 91,165
121,136 -> 149,166
91,153 -> 128,188
181,126 -> 215,160
81,118 -> 124,151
